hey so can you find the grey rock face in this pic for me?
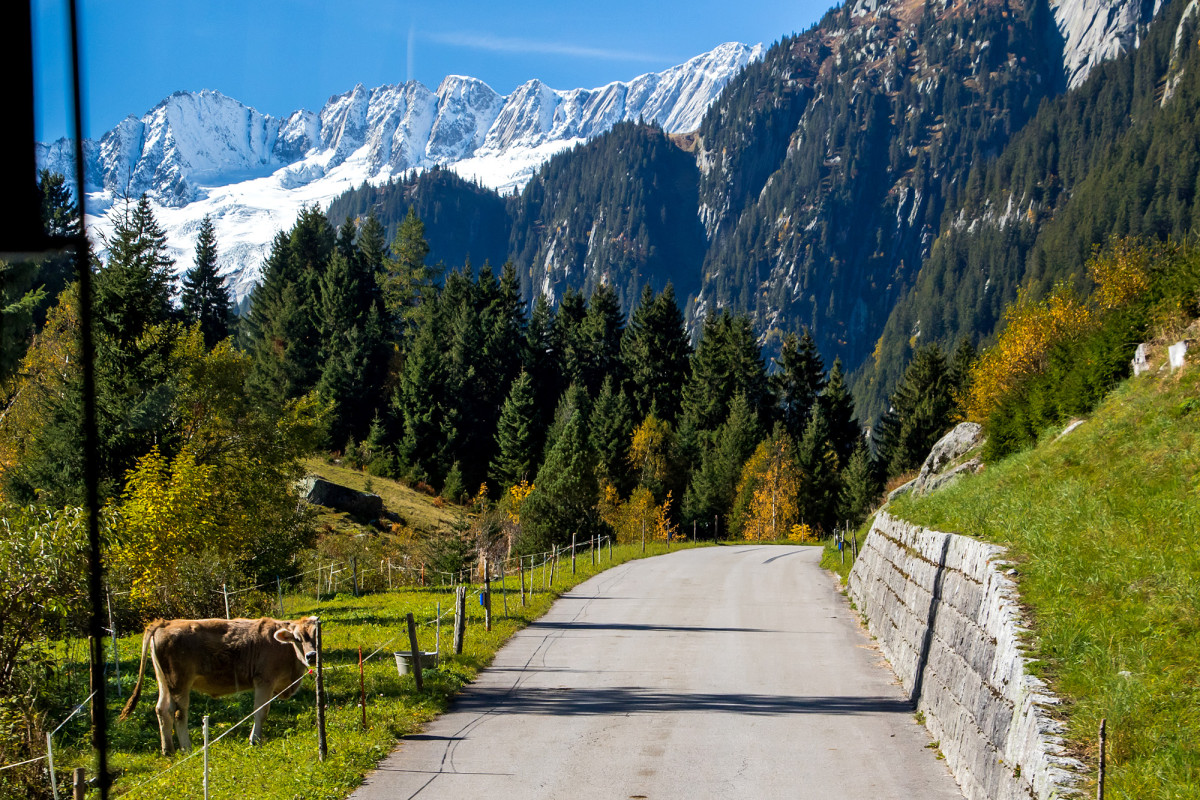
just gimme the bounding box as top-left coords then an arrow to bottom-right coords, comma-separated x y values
297,476 -> 384,519
912,422 -> 985,495
1051,0 -> 1160,88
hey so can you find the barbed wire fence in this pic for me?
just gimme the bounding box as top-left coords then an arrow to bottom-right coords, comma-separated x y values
4,532 -> 651,796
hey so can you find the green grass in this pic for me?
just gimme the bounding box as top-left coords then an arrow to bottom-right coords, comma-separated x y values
884,366 -> 1200,798
50,539 -> 705,799
301,457 -> 466,536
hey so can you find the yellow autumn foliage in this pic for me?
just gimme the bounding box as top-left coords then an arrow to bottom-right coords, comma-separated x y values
965,284 -> 1093,422
736,437 -> 803,541
598,483 -> 677,544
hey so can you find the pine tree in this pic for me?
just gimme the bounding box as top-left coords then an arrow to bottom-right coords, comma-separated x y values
589,375 -> 634,493
244,207 -> 335,405
771,329 -> 825,444
579,283 -> 625,396
838,440 -> 881,527
621,284 -> 690,423
683,392 -> 763,533
821,358 -> 861,468
796,405 -> 839,532
519,402 -> 599,552
377,206 -> 434,338
96,194 -> 175,350
180,215 -> 233,348
490,370 -> 537,488
877,344 -> 956,477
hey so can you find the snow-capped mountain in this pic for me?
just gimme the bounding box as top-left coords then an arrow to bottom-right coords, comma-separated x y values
35,42 -> 761,304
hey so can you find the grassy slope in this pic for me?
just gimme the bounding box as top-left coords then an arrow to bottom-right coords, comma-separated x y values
882,366 -> 1200,798
51,539 -> 700,799
301,457 -> 465,535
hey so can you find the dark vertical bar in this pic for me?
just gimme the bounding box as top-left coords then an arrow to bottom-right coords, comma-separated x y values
66,0 -> 108,794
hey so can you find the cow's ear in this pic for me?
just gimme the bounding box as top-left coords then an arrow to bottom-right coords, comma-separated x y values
273,627 -> 297,644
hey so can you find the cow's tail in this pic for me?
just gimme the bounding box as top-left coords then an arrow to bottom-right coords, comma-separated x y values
119,621 -> 160,722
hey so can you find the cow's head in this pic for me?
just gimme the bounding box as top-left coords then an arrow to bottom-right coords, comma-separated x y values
274,616 -> 320,667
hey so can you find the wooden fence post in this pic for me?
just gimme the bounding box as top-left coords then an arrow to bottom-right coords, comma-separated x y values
315,619 -> 327,762
72,768 -> 85,800
1098,718 -> 1107,800
351,556 -> 359,597
500,562 -> 508,617
202,715 -> 210,800
107,591 -> 121,698
453,587 -> 467,655
483,556 -> 492,632
406,613 -> 424,691
519,557 -> 527,607
276,576 -> 284,618
222,584 -> 230,619
572,533 -> 577,575
358,645 -> 366,728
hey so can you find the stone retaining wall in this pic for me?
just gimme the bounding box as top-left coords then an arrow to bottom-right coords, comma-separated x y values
847,512 -> 1082,800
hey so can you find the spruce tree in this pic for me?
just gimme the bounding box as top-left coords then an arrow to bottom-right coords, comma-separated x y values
579,283 -> 625,396
378,206 -> 434,337
180,215 -> 233,348
555,288 -> 588,387
524,293 -> 561,439
839,440 -> 881,527
520,402 -> 599,552
771,329 -> 825,444
589,375 -> 634,493
96,194 -> 175,350
621,284 -> 690,423
796,405 -> 839,532
878,344 -> 956,477
683,392 -> 762,532
491,370 -> 537,488
821,358 -> 861,468
393,301 -> 447,482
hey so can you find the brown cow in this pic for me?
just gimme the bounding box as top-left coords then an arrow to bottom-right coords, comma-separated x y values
118,616 -> 319,755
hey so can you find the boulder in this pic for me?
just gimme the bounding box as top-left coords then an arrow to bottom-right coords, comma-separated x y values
296,476 -> 384,519
1131,342 -> 1150,376
911,422 -> 985,495
1169,340 -> 1192,371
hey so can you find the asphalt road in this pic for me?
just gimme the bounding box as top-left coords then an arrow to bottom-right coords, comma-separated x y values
352,545 -> 964,800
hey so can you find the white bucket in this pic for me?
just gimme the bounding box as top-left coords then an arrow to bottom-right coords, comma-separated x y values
394,651 -> 437,675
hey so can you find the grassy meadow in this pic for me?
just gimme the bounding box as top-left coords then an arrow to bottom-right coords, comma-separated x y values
46,539 -> 702,799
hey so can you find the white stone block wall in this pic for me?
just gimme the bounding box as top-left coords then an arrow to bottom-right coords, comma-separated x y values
848,512 -> 1084,800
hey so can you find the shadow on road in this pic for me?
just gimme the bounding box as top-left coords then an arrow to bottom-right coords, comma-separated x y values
525,621 -> 777,634
450,686 -> 914,717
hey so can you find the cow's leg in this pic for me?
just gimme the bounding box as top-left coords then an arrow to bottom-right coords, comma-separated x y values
173,689 -> 193,753
249,684 -> 272,746
154,687 -> 176,756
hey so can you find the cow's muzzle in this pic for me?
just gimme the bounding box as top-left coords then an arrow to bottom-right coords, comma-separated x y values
304,650 -> 317,666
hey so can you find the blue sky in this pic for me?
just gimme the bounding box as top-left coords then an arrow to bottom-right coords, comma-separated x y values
34,0 -> 832,143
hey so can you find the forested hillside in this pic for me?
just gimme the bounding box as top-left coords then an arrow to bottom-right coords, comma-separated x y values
858,0 -> 1200,419
321,0 -> 1198,432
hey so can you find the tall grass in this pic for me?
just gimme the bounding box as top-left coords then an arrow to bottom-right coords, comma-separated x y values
46,540 -> 701,799
889,366 -> 1200,798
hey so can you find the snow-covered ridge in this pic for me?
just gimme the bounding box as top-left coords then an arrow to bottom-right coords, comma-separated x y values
35,42 -> 761,306
40,41 -> 762,207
